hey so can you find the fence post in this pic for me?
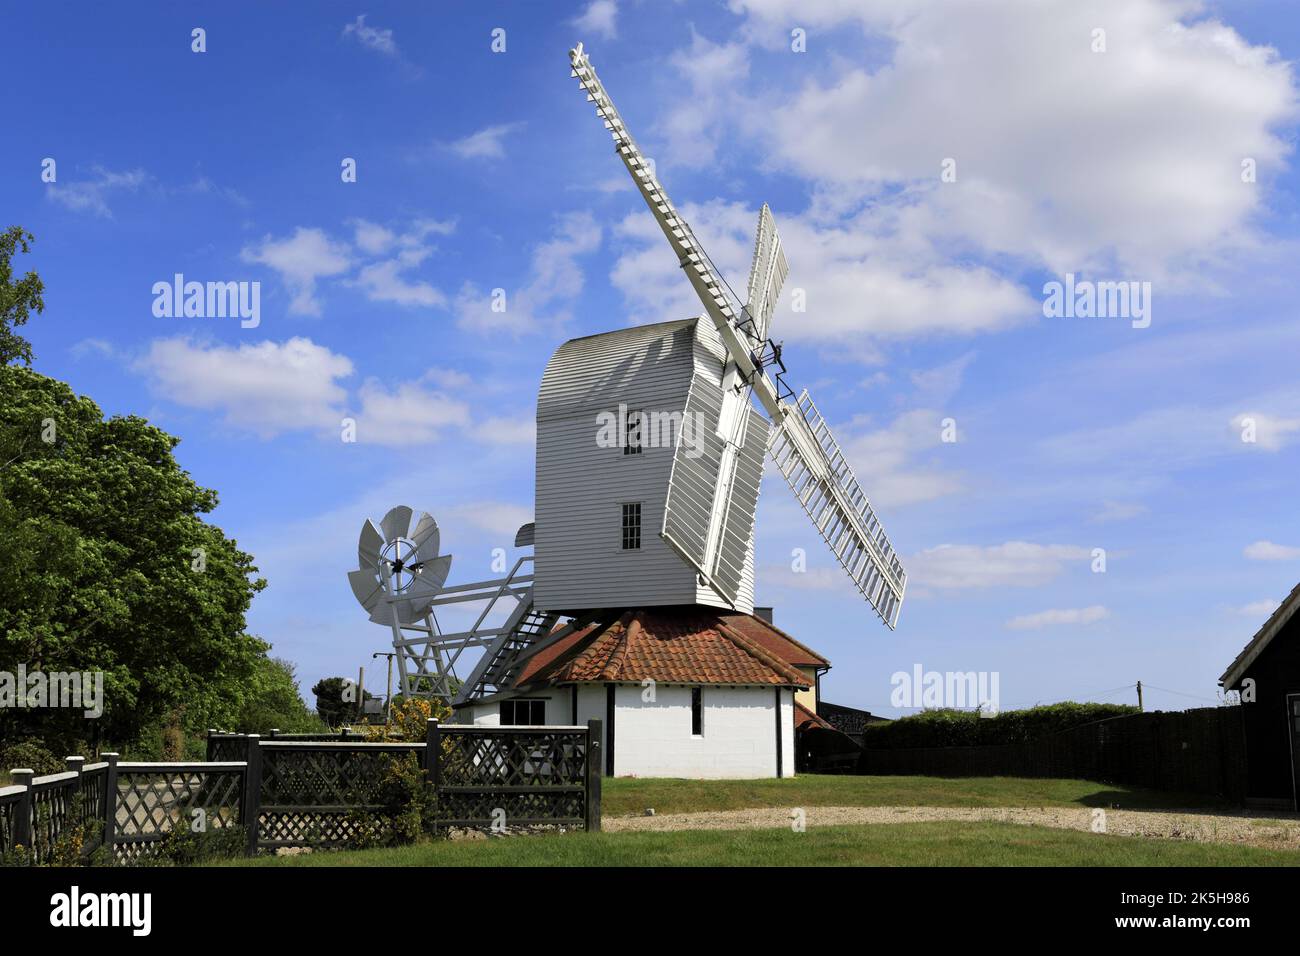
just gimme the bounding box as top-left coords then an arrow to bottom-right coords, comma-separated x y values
586,719 -> 602,832
205,729 -> 217,762
64,756 -> 85,826
11,769 -> 34,856
425,719 -> 440,786
243,735 -> 262,857
101,753 -> 119,861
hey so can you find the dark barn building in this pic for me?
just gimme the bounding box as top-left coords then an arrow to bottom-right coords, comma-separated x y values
1220,581 -> 1300,809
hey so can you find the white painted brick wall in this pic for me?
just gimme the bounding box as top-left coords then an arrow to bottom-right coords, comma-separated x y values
458,684 -> 796,778
611,684 -> 783,779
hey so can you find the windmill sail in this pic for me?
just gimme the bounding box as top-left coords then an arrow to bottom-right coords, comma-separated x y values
569,44 -> 779,417
768,390 -> 907,628
661,376 -> 728,595
709,405 -> 769,604
744,204 -> 787,343
660,373 -> 770,608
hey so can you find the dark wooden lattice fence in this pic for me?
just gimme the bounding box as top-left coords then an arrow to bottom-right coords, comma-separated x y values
3,720 -> 603,864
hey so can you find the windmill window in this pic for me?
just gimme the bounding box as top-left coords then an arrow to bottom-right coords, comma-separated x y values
500,698 -> 546,725
691,687 -> 704,735
621,502 -> 641,550
623,408 -> 644,455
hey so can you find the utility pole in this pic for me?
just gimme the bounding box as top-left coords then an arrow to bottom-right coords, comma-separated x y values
1136,680 -> 1143,712
373,651 -> 396,723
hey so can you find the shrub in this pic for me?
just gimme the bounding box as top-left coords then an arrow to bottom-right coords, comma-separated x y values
136,824 -> 247,866
1,739 -> 63,776
860,702 -> 1138,750
342,752 -> 440,850
363,695 -> 451,743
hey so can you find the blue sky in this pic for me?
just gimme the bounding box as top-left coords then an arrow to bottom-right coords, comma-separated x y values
6,0 -> 1300,716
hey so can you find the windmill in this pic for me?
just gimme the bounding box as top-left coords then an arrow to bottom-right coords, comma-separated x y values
539,43 -> 907,627
346,44 -> 907,712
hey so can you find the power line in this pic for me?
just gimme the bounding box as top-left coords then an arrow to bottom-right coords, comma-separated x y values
1139,683 -> 1222,705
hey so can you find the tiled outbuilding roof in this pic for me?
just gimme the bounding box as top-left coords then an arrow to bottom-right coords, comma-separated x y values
716,612 -> 829,669
516,607 -> 812,688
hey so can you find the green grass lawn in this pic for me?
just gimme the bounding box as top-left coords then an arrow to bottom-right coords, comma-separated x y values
600,774 -> 1227,816
222,821 -> 1298,867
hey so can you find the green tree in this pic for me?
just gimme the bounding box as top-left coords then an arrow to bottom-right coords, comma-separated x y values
237,657 -> 328,735
0,227 -> 45,366
312,676 -> 374,727
0,365 -> 269,754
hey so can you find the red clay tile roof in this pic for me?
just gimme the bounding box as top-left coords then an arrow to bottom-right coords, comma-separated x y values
515,607 -> 813,688
794,701 -> 835,731
717,612 -> 830,669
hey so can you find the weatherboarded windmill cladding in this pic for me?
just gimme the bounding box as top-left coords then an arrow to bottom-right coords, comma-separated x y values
534,317 -> 767,615
345,43 -> 909,779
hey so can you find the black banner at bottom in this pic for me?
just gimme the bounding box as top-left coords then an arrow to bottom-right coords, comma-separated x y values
4,864 -> 1281,942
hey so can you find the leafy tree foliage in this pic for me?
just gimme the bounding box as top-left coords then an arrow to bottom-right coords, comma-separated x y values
237,657 -> 328,735
0,363 -> 268,753
312,676 -> 375,727
0,227 -> 45,366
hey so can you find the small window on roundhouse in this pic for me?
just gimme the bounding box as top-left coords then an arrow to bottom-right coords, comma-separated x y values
500,699 -> 546,725
691,686 -> 703,736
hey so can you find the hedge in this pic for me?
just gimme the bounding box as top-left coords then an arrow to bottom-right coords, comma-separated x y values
859,702 -> 1138,749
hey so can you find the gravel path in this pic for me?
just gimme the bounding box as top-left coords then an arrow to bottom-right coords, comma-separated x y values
605,806 -> 1300,849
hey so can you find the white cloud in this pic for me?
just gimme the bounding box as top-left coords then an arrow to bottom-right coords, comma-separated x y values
352,220 -> 398,255
457,211 -> 601,333
1093,500 -> 1148,523
241,227 -> 352,316
350,217 -> 456,256
46,167 -> 148,218
343,15 -> 398,57
573,0 -> 618,40
610,199 -> 1035,346
353,381 -> 470,446
448,123 -> 525,160
475,417 -> 536,446
70,338 -> 117,360
1243,540 -> 1300,561
356,249 -> 447,308
734,0 -> 1297,277
838,409 -> 963,508
658,31 -> 749,169
346,218 -> 457,307
1007,605 -> 1110,630
448,501 -> 534,539
757,565 -> 852,593
136,337 -> 353,437
908,542 -> 1092,589
909,353 -> 976,407
1236,599 -> 1280,618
